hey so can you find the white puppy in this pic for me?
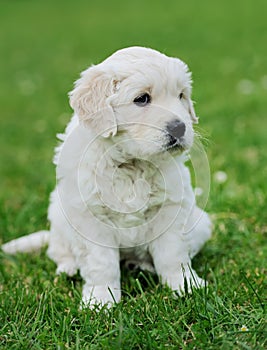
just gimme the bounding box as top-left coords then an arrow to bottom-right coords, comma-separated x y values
2,47 -> 212,307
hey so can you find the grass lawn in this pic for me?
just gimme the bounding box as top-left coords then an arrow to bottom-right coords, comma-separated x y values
0,0 -> 266,348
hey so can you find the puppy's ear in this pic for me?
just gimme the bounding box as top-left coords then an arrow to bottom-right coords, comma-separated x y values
69,66 -> 117,137
188,98 -> 199,124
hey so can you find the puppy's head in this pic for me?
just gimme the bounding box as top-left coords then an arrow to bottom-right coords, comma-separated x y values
69,46 -> 198,156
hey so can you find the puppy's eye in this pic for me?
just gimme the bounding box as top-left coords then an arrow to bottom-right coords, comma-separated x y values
179,92 -> 184,100
133,93 -> 151,106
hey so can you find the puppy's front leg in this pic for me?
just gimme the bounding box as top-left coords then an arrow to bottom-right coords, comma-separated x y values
149,231 -> 206,295
77,244 -> 121,308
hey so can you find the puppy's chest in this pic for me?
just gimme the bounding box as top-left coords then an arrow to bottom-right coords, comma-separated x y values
113,159 -> 165,207
86,159 -> 185,227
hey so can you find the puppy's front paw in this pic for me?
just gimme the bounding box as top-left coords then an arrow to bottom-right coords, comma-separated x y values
177,271 -> 207,296
81,284 -> 121,309
164,267 -> 207,296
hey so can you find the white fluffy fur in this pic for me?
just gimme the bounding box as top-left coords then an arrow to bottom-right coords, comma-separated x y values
2,47 -> 212,307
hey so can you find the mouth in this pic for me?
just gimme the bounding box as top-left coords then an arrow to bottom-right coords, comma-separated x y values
164,134 -> 187,152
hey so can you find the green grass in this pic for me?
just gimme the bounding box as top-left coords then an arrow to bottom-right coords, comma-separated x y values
0,0 -> 266,348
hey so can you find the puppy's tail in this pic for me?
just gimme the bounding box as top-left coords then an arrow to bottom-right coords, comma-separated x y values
2,231 -> 50,254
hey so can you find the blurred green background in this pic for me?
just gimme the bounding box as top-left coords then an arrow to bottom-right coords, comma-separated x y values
1,0 -> 267,264
1,0 -> 266,191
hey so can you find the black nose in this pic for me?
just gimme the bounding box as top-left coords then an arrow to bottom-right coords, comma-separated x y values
166,120 -> 186,140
